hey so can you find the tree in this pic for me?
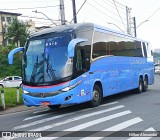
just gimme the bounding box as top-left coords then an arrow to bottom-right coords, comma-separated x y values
5,18 -> 30,47
0,45 -> 22,78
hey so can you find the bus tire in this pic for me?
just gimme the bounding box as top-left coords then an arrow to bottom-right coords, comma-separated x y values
48,105 -> 61,110
89,84 -> 102,107
136,77 -> 143,93
143,76 -> 148,92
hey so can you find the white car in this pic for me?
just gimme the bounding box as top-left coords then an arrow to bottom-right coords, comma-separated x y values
0,76 -> 22,88
154,64 -> 160,74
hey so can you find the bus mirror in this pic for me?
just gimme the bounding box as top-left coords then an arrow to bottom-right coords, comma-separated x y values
8,47 -> 24,64
68,38 -> 87,58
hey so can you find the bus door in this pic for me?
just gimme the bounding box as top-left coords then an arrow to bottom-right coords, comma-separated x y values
75,46 -> 90,101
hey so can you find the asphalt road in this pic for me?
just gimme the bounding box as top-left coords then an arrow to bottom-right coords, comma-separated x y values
0,75 -> 160,140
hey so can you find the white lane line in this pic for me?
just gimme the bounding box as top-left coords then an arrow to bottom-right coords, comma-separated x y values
35,110 -> 131,140
66,110 -> 131,131
32,102 -> 119,115
103,117 -> 143,131
13,101 -> 119,130
80,117 -> 143,140
127,127 -> 157,140
24,113 -> 51,121
13,112 -> 76,130
100,101 -> 119,106
30,105 -> 125,131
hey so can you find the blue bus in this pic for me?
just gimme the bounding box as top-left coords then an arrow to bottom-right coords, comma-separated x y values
8,23 -> 154,109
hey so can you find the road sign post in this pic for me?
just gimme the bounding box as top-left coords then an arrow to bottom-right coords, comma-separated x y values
1,90 -> 5,110
17,87 -> 19,103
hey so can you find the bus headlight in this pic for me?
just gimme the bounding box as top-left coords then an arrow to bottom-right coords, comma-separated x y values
60,80 -> 82,92
23,90 -> 29,94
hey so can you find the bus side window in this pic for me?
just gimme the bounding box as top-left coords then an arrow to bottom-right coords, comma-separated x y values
142,42 -> 147,57
76,49 -> 83,71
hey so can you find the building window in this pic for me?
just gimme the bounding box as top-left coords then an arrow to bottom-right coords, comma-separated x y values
1,16 -> 5,22
7,17 -> 11,23
2,28 -> 6,33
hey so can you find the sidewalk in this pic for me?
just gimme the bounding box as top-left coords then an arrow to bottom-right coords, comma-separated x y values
0,105 -> 37,115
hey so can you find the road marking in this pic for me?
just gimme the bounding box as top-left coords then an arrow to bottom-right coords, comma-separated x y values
35,110 -> 131,140
127,127 -> 157,140
103,117 -> 143,131
32,101 -> 119,115
24,113 -> 51,121
65,110 -> 131,131
0,108 -> 38,117
13,112 -> 76,130
80,117 -> 143,140
13,101 -> 119,130
30,105 -> 125,131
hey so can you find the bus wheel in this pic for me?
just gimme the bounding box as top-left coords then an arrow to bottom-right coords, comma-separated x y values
89,85 -> 102,107
136,77 -> 143,93
48,105 -> 61,111
143,77 -> 148,92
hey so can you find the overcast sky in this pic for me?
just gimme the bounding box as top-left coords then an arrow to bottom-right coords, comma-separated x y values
1,0 -> 160,50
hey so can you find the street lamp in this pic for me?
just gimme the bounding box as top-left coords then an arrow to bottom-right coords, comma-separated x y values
32,10 -> 57,26
107,22 -> 125,33
136,19 -> 149,29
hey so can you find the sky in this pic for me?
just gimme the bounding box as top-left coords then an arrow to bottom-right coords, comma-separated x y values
1,0 -> 160,50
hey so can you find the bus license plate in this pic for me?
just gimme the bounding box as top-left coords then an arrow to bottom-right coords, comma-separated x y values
41,102 -> 50,106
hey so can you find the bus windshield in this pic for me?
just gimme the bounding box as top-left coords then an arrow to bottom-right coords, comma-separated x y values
22,32 -> 73,86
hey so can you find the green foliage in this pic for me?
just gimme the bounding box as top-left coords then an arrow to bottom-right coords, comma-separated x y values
0,88 -> 23,108
153,52 -> 160,59
5,18 -> 29,47
0,45 -> 22,78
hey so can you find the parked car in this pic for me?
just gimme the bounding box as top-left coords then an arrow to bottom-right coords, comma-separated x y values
0,76 -> 22,88
154,64 -> 160,74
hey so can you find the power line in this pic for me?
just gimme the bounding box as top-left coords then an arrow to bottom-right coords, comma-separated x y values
70,0 -> 87,23
0,0 -> 61,4
112,0 -> 127,30
107,0 -> 126,10
75,0 -> 106,24
20,15 -> 59,21
136,6 -> 160,30
92,0 -> 121,18
146,6 -> 160,20
101,0 -> 126,15
0,5 -> 59,11
113,0 -> 126,8
87,1 -> 125,24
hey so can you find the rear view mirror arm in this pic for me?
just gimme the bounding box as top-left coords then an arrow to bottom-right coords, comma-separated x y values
8,47 -> 24,64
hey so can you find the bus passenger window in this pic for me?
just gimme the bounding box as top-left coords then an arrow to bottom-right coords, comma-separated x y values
76,49 -> 83,71
142,42 -> 147,57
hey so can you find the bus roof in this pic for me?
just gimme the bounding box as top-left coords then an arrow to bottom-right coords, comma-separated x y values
29,23 -> 94,38
29,23 -> 148,43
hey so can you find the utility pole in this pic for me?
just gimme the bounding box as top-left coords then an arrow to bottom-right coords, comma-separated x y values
133,17 -> 137,37
126,6 -> 131,35
60,0 -> 66,25
72,0 -> 77,23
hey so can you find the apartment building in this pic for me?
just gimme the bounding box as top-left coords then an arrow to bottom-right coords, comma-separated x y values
0,11 -> 21,46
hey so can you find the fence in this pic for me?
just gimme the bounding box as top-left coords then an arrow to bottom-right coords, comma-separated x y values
0,88 -> 22,110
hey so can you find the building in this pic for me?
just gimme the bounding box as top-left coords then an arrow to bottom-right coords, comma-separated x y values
0,11 -> 21,46
25,19 -> 36,34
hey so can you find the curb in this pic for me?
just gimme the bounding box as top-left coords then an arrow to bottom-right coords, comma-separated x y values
0,105 -> 38,115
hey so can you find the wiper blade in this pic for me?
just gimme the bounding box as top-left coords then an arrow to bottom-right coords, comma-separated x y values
30,55 -> 38,83
46,61 -> 57,82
